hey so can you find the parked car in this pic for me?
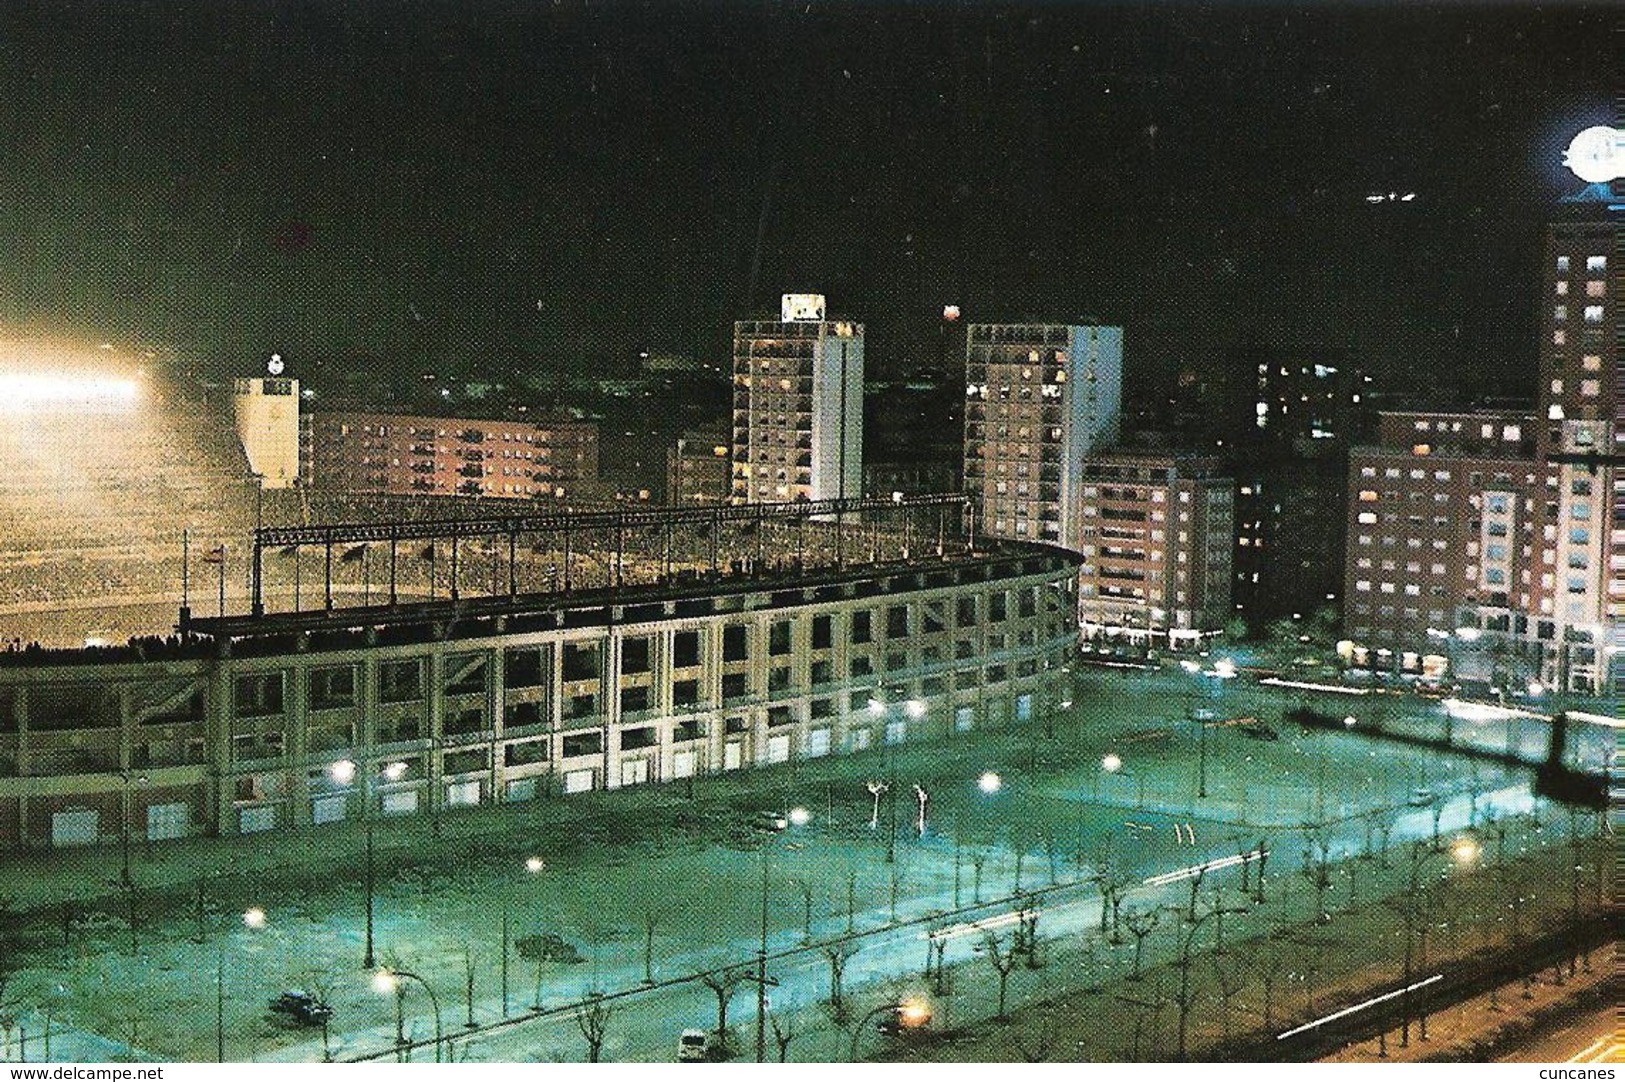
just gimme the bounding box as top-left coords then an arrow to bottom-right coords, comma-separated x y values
268,990 -> 333,1026
678,1028 -> 715,1061
1407,788 -> 1437,806
749,810 -> 789,833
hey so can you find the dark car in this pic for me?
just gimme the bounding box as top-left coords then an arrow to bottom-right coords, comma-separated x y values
269,990 -> 333,1026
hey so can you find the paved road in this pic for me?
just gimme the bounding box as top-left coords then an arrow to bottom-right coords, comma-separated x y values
1499,1002 -> 1622,1064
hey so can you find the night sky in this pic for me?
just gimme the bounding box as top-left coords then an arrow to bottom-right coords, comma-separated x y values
0,2 -> 1612,391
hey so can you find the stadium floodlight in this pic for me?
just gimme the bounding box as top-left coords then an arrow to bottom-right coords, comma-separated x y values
0,372 -> 139,408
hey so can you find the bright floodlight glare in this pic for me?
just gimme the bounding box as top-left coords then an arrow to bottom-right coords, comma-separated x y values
1213,659 -> 1238,678
372,969 -> 399,995
328,759 -> 357,784
977,771 -> 1002,794
788,806 -> 811,827
1563,125 -> 1622,184
897,999 -> 932,1027
242,907 -> 266,929
0,372 -> 140,410
525,856 -> 545,874
1526,681 -> 1545,697
1450,837 -> 1481,865
1344,715 -> 1358,729
1101,753 -> 1123,774
382,761 -> 409,781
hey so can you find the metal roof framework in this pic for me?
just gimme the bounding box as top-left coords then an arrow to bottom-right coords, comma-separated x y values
239,493 -> 971,618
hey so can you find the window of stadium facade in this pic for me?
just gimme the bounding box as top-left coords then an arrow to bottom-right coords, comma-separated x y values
0,546 -> 1078,849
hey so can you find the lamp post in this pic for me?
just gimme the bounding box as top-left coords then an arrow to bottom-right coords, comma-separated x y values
217,907 -> 268,1063
332,758 -> 407,968
118,770 -> 148,888
525,856 -> 549,1011
374,967 -> 444,1063
1101,753 -> 1144,807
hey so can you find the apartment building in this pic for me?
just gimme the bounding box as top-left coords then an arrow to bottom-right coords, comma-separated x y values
731,295 -> 864,504
304,410 -> 598,500
963,323 -> 1123,551
1075,451 -> 1233,646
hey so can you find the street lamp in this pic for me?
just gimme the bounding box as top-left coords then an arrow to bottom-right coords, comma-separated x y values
118,770 -> 149,888
850,998 -> 931,1061
217,907 -> 268,1062
977,771 -> 1003,795
374,967 -> 444,1063
787,806 -> 811,827
1100,753 -> 1145,807
331,758 -> 408,969
524,856 -> 551,1011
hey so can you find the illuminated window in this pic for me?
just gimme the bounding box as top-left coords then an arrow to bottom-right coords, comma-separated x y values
1555,281 -> 1568,295
1580,380 -> 1599,397
1556,256 -> 1570,274
1582,354 -> 1601,371
1553,305 -> 1567,321
1583,306 -> 1604,323
1586,255 -> 1606,273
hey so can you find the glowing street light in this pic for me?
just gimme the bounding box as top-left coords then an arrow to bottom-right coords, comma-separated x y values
328,759 -> 357,784
1101,753 -> 1123,774
850,997 -> 932,1060
1450,837 -> 1481,866
241,907 -> 267,930
787,806 -> 812,827
525,856 -> 545,874
374,967 -> 445,1062
1344,715 -> 1358,730
977,771 -> 1003,795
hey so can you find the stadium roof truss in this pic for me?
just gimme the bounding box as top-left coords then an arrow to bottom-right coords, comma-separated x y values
244,492 -> 971,618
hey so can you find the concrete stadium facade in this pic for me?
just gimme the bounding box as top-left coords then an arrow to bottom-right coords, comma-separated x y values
0,543 -> 1079,851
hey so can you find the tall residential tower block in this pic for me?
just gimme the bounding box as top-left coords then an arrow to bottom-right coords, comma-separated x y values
731,295 -> 864,504
963,323 -> 1123,551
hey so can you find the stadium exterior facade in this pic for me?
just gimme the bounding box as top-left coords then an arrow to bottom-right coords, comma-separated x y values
0,542 -> 1078,851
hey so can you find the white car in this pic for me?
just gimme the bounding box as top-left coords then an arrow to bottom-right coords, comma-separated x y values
678,1029 -> 714,1062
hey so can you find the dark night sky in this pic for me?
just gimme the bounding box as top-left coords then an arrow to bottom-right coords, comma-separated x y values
0,1 -> 1612,391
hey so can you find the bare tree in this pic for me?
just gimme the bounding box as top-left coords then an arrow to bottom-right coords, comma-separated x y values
1241,945 -> 1291,1030
1209,958 -> 1246,1040
1122,907 -> 1161,980
791,879 -> 815,942
981,930 -> 1018,1020
574,994 -> 613,1063
1184,863 -> 1207,923
1093,868 -> 1133,943
698,965 -> 749,1050
1017,1011 -> 1059,1062
768,1013 -> 796,1062
302,970 -> 338,1061
821,942 -> 859,1023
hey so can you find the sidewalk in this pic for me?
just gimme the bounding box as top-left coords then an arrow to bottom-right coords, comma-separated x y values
1324,955 -> 1616,1063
